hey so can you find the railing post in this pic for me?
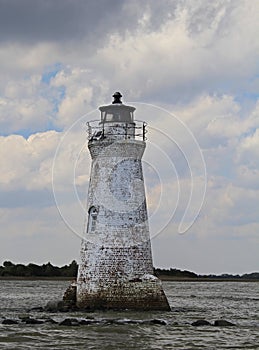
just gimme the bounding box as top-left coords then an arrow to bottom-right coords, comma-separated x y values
87,122 -> 91,140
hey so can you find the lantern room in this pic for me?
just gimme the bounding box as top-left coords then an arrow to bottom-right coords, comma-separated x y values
99,92 -> 136,124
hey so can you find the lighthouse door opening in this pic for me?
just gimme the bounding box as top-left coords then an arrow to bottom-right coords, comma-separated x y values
87,206 -> 98,233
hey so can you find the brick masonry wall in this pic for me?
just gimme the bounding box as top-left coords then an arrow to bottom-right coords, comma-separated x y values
76,138 -> 170,311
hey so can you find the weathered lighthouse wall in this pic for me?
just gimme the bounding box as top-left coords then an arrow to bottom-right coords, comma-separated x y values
76,138 -> 170,310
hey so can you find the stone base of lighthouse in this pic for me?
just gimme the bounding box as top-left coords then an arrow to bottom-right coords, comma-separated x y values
76,240 -> 170,311
76,277 -> 169,311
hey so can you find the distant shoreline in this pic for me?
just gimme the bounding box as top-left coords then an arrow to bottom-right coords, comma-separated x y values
0,276 -> 258,282
1,262 -> 258,282
158,276 -> 259,282
0,276 -> 73,281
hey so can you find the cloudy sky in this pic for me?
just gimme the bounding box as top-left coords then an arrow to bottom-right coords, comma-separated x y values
0,0 -> 259,274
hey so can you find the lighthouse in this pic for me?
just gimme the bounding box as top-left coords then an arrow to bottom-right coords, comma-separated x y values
76,92 -> 170,311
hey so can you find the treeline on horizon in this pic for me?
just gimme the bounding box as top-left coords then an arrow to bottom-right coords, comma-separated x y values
154,268 -> 259,280
0,261 -> 258,280
0,261 -> 78,277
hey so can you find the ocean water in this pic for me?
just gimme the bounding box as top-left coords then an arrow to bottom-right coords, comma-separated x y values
0,280 -> 258,349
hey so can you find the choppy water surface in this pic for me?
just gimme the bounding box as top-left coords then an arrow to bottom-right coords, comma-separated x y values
0,280 -> 258,349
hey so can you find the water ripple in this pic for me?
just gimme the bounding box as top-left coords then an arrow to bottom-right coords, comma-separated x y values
0,280 -> 258,349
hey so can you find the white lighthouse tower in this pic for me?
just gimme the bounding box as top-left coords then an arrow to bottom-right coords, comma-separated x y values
76,92 -> 170,310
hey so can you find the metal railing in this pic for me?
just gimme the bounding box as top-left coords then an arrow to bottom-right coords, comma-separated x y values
87,120 -> 147,141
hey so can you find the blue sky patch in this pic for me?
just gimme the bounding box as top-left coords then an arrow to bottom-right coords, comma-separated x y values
41,62 -> 63,84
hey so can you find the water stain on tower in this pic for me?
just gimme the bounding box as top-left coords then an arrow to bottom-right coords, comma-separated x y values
76,92 -> 170,311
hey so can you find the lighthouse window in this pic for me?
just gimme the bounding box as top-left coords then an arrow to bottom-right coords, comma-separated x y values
87,206 -> 98,233
105,113 -> 115,122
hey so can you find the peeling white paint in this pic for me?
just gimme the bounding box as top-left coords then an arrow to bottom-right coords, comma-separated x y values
76,100 -> 170,310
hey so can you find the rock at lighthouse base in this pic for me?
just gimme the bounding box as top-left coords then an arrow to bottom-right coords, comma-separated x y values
62,284 -> 77,311
76,274 -> 170,311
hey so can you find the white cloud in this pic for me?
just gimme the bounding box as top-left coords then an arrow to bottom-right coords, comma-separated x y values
0,0 -> 259,273
0,205 -> 80,265
91,0 -> 259,100
0,127 -> 92,193
0,75 -> 54,134
237,128 -> 259,165
152,224 -> 259,274
235,165 -> 259,190
0,43 -> 60,83
0,131 -> 59,190
50,67 -> 111,128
